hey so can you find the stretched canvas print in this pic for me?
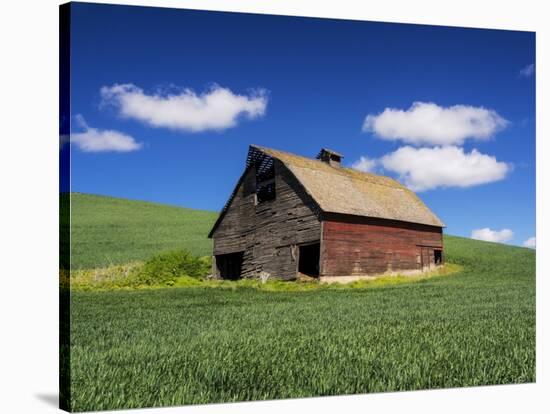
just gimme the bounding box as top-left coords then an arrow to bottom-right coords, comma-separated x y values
59,2 -> 536,412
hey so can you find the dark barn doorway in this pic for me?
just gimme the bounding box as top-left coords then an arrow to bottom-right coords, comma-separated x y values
434,249 -> 443,265
298,243 -> 320,277
216,252 -> 244,280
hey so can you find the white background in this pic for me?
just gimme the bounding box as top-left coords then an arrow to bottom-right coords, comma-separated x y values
0,0 -> 547,413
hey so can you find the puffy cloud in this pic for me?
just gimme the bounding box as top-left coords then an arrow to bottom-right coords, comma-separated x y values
379,146 -> 510,191
351,155 -> 377,173
523,237 -> 536,249
100,83 -> 268,132
70,115 -> 142,152
519,63 -> 535,78
471,228 -> 514,243
362,102 -> 508,146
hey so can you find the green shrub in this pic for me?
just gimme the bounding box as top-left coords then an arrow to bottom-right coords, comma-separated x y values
130,250 -> 211,286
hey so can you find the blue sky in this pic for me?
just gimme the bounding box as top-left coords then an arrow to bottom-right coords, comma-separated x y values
64,2 -> 536,247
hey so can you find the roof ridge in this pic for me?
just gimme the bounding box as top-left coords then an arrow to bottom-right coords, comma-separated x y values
250,144 -> 406,190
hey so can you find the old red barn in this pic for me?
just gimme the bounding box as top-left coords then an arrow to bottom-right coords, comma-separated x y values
208,145 -> 445,282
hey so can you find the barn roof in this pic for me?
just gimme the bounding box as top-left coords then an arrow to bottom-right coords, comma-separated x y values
209,145 -> 444,238
249,145 -> 445,227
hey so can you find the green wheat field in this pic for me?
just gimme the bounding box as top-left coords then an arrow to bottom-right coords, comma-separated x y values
67,193 -> 217,268
64,193 -> 536,412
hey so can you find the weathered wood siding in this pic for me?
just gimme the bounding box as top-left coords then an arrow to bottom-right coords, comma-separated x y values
212,160 -> 321,280
321,214 -> 443,276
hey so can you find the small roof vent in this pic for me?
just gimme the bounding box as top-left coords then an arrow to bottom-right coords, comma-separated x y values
316,148 -> 343,167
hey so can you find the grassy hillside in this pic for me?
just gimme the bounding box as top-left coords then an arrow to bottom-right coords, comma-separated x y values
68,234 -> 535,411
67,193 -> 218,268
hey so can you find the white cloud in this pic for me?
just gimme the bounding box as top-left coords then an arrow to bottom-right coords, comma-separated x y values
351,155 -> 377,173
523,237 -> 536,249
519,63 -> 535,78
363,102 -> 508,146
70,115 -> 142,153
100,83 -> 268,132
379,146 -> 510,191
471,228 -> 514,244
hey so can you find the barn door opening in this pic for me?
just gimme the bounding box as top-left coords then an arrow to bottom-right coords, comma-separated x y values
298,243 -> 320,277
419,246 -> 439,271
434,249 -> 443,265
216,251 -> 244,280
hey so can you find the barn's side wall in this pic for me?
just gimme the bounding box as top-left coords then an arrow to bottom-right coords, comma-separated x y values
212,160 -> 321,280
320,214 -> 443,277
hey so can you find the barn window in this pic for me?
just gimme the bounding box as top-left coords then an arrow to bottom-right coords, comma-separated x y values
434,249 -> 443,265
256,180 -> 276,203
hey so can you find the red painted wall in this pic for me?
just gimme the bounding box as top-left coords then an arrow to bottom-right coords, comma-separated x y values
321,215 -> 443,276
